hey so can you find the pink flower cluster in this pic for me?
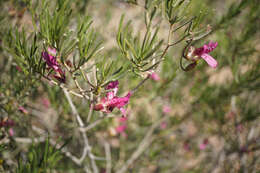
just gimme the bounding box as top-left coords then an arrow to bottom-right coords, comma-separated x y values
186,41 -> 218,68
94,81 -> 132,116
41,47 -> 65,83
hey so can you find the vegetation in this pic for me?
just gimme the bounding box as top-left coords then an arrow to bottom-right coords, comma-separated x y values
0,0 -> 259,172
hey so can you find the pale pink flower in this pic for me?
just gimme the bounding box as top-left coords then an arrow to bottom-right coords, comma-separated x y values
163,105 -> 171,114
187,41 -> 218,68
94,81 -> 131,116
18,106 -> 28,114
116,125 -> 127,133
42,98 -> 50,108
115,116 -> 129,137
8,128 -> 14,136
199,139 -> 209,150
160,121 -> 167,129
149,72 -> 160,81
47,47 -> 57,56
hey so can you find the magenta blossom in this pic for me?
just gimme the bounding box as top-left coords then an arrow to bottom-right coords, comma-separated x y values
186,41 -> 218,68
0,119 -> 15,128
94,81 -> 131,116
149,72 -> 160,81
42,47 -> 59,71
105,80 -> 119,90
41,47 -> 66,83
116,125 -> 127,137
116,125 -> 127,133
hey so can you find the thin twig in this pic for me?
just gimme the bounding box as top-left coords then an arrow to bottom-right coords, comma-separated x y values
79,115 -> 116,132
81,68 -> 95,88
63,89 -> 98,172
116,116 -> 169,173
87,92 -> 94,122
64,62 -> 90,100
104,141 -> 112,173
42,75 -> 83,98
131,76 -> 150,94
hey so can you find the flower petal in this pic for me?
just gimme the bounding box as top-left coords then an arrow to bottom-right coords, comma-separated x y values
194,41 -> 218,56
201,53 -> 218,68
93,104 -> 104,111
105,81 -> 119,90
41,51 -> 59,71
107,91 -> 115,100
116,125 -> 127,133
206,41 -> 218,53
149,72 -> 160,81
48,47 -> 57,56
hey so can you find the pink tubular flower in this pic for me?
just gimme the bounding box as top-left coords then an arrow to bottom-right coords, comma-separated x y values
149,72 -> 160,81
199,138 -> 209,150
186,41 -> 218,68
18,106 -> 28,114
94,81 -> 131,116
105,80 -> 119,90
41,47 -> 66,83
42,47 -> 59,71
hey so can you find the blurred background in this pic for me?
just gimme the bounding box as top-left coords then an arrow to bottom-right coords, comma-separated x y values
0,0 -> 259,172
